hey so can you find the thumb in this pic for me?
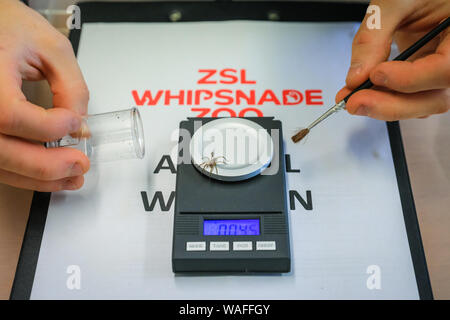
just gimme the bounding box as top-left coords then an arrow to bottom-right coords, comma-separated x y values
345,1 -> 413,90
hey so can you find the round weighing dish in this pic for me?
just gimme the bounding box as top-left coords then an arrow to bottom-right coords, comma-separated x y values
190,118 -> 274,182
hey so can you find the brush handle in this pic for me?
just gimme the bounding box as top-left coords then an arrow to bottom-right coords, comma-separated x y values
343,17 -> 450,103
343,79 -> 373,103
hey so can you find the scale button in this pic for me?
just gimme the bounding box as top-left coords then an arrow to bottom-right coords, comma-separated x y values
233,241 -> 253,251
186,242 -> 206,251
256,241 -> 276,251
210,241 -> 230,251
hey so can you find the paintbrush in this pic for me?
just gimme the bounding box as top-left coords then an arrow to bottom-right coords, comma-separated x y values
292,17 -> 450,143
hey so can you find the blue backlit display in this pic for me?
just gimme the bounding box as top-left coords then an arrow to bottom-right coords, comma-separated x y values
203,219 -> 260,236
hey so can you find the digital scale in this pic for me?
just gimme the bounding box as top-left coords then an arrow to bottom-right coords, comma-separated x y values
172,117 -> 291,273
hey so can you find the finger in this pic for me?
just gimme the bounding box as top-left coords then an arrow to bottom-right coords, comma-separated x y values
36,32 -> 89,115
335,87 -> 352,103
370,56 -> 450,93
0,55 -> 84,141
0,100 -> 84,142
370,33 -> 450,93
345,0 -> 412,89
0,169 -> 84,192
393,30 -> 442,61
19,62 -> 45,81
0,133 -> 90,181
345,88 -> 450,121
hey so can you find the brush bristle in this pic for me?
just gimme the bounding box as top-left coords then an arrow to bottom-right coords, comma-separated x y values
291,128 -> 310,143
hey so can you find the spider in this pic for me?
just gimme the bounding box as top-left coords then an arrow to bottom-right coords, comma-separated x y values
199,152 -> 228,175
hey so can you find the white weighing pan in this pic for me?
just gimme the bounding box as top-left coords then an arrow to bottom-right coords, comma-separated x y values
190,118 -> 274,182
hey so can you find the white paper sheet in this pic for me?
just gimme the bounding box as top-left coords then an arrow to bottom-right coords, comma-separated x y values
30,21 -> 419,299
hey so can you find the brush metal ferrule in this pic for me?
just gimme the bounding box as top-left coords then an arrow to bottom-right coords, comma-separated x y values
45,139 -> 62,148
307,100 -> 346,130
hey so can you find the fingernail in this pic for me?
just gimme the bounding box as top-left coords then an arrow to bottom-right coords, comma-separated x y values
355,105 -> 369,116
70,117 -> 82,133
63,179 -> 78,190
347,61 -> 363,78
372,71 -> 387,86
70,163 -> 84,176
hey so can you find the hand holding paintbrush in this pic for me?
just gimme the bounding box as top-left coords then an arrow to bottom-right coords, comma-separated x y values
293,10 -> 450,143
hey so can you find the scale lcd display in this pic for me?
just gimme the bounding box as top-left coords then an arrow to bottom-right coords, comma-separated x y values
203,219 -> 260,236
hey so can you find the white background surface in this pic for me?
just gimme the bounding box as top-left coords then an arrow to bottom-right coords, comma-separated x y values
30,21 -> 419,299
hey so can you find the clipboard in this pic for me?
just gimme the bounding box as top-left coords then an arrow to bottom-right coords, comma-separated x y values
10,1 -> 432,300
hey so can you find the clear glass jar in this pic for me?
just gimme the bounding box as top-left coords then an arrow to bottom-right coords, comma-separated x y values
46,107 -> 145,162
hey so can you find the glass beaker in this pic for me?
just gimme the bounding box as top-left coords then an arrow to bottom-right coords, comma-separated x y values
45,107 -> 145,162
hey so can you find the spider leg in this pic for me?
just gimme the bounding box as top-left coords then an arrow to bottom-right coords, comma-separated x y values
216,156 -> 228,163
